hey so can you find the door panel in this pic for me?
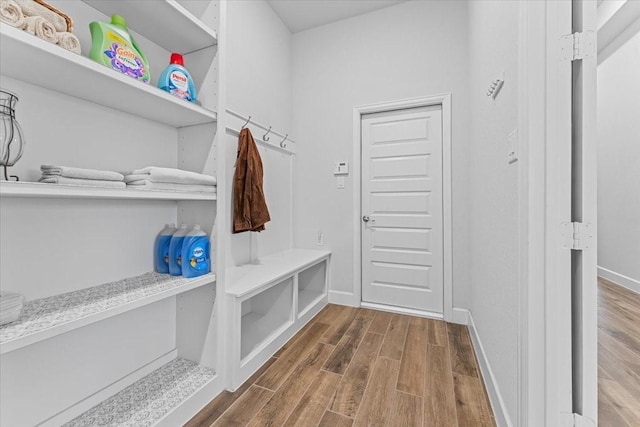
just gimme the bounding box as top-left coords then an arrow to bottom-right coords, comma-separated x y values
361,106 -> 443,313
371,192 -> 431,214
372,228 -> 431,251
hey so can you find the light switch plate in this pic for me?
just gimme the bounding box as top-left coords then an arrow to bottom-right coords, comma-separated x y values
337,176 -> 345,189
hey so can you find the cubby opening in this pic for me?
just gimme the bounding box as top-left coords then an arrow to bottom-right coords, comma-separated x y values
240,277 -> 294,361
298,261 -> 327,318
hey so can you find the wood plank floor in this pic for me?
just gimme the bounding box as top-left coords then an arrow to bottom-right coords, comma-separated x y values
598,277 -> 640,427
186,305 -> 495,426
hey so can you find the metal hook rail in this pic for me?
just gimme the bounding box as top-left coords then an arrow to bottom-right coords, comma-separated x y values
226,109 -> 296,146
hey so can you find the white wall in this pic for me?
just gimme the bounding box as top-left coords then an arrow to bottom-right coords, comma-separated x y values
291,0 -> 471,308
467,0 -> 520,424
224,0 -> 293,266
597,30 -> 640,292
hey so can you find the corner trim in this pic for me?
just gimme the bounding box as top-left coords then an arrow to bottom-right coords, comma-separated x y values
468,312 -> 513,427
598,266 -> 640,294
328,290 -> 358,307
451,308 -> 469,325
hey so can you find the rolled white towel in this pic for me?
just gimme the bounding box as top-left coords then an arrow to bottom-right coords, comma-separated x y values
41,165 -> 124,181
39,176 -> 126,188
0,0 -> 24,28
57,31 -> 80,54
14,0 -> 66,32
126,179 -> 217,193
23,15 -> 58,44
130,166 -> 217,186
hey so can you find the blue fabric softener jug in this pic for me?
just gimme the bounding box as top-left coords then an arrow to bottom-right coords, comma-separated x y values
154,223 -> 177,274
168,224 -> 189,276
181,225 -> 210,278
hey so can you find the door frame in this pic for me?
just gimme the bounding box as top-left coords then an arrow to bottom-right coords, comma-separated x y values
352,94 -> 453,322
518,0 -> 598,425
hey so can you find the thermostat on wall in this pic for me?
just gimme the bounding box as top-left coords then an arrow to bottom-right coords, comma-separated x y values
334,161 -> 349,175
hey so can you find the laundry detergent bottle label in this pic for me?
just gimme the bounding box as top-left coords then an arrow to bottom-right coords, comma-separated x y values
167,70 -> 191,100
181,231 -> 210,278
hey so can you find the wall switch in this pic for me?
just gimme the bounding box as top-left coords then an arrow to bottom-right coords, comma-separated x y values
337,176 -> 345,189
316,231 -> 324,246
334,161 -> 349,175
508,128 -> 518,164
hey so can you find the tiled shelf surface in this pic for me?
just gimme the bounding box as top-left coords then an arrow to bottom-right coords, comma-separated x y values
0,181 -> 217,201
0,271 -> 216,354
64,358 -> 215,427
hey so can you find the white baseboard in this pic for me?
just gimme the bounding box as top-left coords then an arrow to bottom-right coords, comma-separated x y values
360,302 -> 443,319
467,312 -> 513,427
598,266 -> 640,294
451,307 -> 469,325
329,290 -> 357,306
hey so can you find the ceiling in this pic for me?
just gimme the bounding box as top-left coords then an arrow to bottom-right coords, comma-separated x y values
266,0 -> 408,33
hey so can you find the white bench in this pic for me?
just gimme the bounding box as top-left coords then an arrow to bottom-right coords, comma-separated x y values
226,248 -> 331,389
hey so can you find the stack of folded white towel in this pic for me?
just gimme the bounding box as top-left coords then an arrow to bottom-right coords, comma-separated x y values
0,291 -> 24,326
125,167 -> 217,193
39,165 -> 126,188
0,0 -> 81,54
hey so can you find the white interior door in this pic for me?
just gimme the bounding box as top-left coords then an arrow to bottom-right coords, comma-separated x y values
361,106 -> 443,313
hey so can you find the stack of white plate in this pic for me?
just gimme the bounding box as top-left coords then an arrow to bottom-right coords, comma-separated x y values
0,291 -> 25,326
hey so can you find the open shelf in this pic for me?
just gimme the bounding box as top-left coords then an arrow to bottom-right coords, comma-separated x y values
298,261 -> 327,317
65,357 -> 215,427
0,181 -> 217,201
0,271 -> 216,354
240,278 -> 293,361
227,249 -> 331,298
0,24 -> 217,128
83,0 -> 217,53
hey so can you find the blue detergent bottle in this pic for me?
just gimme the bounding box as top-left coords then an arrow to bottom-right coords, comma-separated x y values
168,224 -> 189,276
158,53 -> 197,103
154,223 -> 177,274
181,225 -> 210,278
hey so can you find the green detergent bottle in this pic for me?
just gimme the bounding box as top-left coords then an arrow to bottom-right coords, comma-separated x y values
89,14 -> 150,84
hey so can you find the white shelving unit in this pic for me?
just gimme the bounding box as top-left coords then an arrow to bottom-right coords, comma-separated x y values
0,1 -> 221,425
0,24 -> 217,127
0,271 -> 216,354
0,181 -> 217,201
83,0 -> 218,53
228,249 -> 330,389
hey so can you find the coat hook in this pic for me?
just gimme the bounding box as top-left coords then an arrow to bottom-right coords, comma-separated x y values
263,126 -> 272,142
279,134 -> 288,148
241,115 -> 251,129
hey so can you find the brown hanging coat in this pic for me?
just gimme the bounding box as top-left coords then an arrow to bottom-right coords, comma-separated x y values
233,128 -> 271,233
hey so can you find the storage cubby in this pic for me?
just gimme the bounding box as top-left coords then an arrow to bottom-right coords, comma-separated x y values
240,277 -> 294,361
298,261 -> 328,318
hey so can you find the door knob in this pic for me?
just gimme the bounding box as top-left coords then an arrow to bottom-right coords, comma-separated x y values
362,216 -> 370,222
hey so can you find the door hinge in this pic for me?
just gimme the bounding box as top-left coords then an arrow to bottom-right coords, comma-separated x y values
572,413 -> 596,427
560,222 -> 593,250
560,31 -> 596,61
